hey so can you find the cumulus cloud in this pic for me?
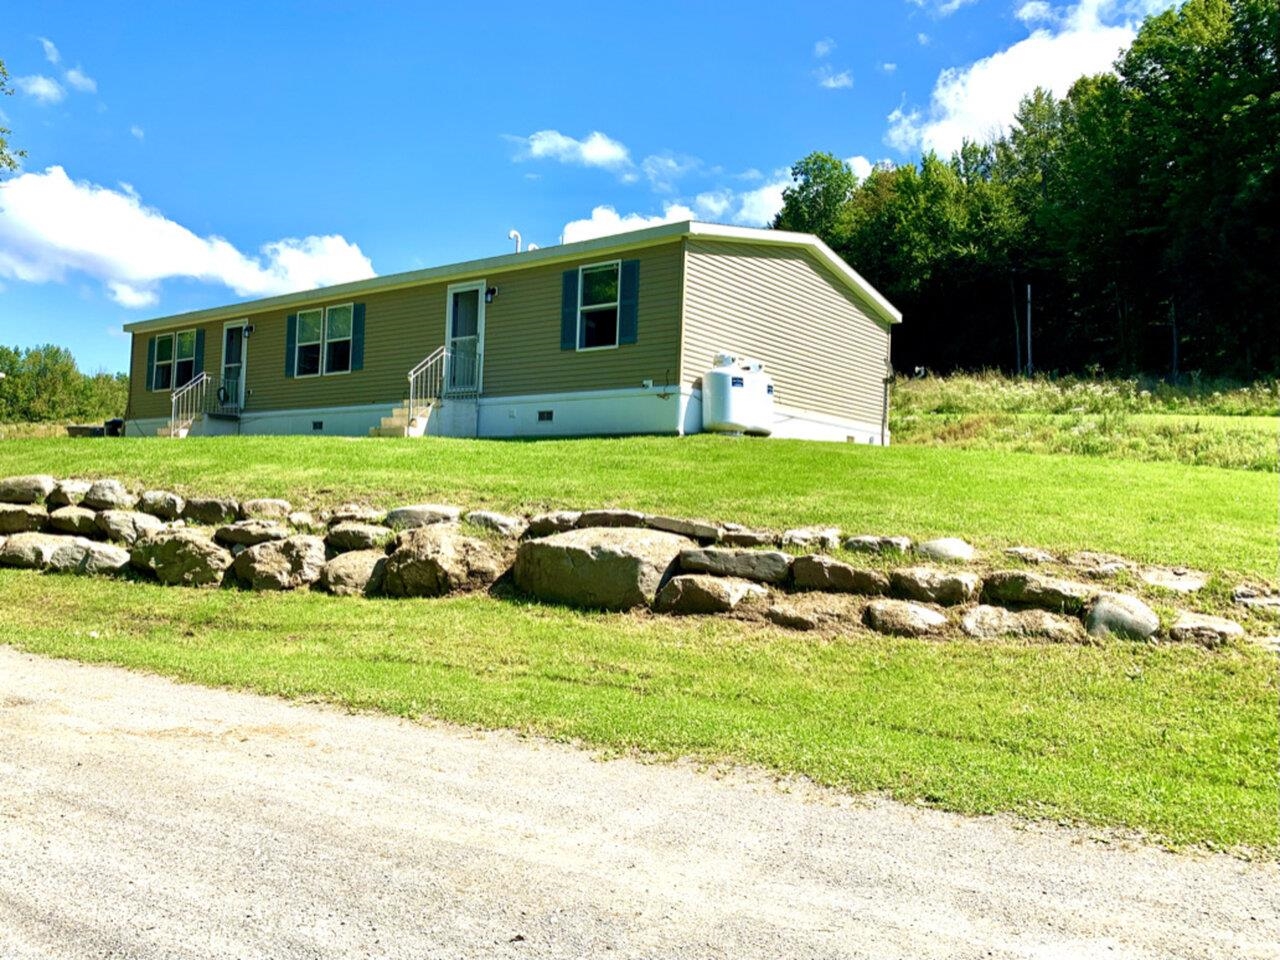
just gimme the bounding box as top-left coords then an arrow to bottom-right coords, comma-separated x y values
64,67 -> 97,94
641,153 -> 700,191
693,190 -> 734,219
510,129 -> 632,171
130,124 -> 145,141
15,75 -> 65,105
886,0 -> 1174,156
816,67 -> 853,90
847,155 -> 875,181
562,204 -> 696,243
881,61 -> 898,72
814,37 -> 836,58
733,177 -> 790,226
910,0 -> 978,14
0,166 -> 375,308
39,38 -> 60,65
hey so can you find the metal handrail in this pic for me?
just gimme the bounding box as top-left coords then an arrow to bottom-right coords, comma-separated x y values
407,346 -> 482,427
169,372 -> 210,438
407,347 -> 446,427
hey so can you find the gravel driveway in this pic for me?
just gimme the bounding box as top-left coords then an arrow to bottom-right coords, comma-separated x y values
0,646 -> 1274,959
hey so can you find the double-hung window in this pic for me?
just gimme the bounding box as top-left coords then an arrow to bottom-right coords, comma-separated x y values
324,304 -> 353,374
151,329 -> 197,391
578,261 -> 620,350
295,309 -> 323,377
294,304 -> 353,376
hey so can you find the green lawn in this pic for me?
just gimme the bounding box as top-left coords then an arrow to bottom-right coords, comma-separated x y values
2,570 -> 1275,853
0,434 -> 1274,579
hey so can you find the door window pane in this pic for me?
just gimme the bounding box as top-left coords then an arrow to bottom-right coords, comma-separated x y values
451,290 -> 479,338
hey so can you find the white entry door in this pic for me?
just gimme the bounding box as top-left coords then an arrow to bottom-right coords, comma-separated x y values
445,282 -> 485,394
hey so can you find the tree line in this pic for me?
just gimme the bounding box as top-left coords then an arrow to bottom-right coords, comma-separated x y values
0,345 -> 128,424
774,0 -> 1278,379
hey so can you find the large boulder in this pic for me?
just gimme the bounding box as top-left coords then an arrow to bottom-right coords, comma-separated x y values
0,532 -> 66,569
328,503 -> 386,525
780,526 -> 841,551
95,510 -> 164,546
647,516 -> 722,542
719,523 -> 776,548
1084,592 -> 1160,641
960,605 -> 1083,643
0,504 -> 48,535
130,529 -> 233,587
385,503 -> 462,529
1168,611 -> 1244,647
514,527 -> 692,611
48,538 -> 131,576
232,535 -> 327,591
82,479 -> 136,511
181,497 -> 240,526
654,575 -> 766,615
863,599 -> 948,637
889,566 -> 981,606
982,570 -> 1096,614
576,509 -> 648,529
381,525 -> 507,598
679,547 -> 792,584
48,506 -> 100,537
320,550 -> 388,597
326,522 -> 394,553
792,555 -> 889,595
465,510 -> 528,539
524,511 -> 581,539
843,534 -> 912,555
214,519 -> 291,548
46,479 -> 92,508
138,490 -> 186,521
0,474 -> 56,504
240,498 -> 292,520
915,537 -> 976,562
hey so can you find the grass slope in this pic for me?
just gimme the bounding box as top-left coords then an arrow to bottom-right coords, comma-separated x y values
0,435 -> 1274,579
3,571 -> 1275,852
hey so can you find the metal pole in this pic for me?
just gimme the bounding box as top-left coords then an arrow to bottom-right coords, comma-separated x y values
1025,283 -> 1033,374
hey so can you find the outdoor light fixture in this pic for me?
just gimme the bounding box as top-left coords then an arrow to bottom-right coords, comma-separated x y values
485,287 -> 497,304
244,324 -> 255,338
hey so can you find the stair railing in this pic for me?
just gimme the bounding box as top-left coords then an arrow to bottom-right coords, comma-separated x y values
407,347 -> 446,427
169,372 -> 210,438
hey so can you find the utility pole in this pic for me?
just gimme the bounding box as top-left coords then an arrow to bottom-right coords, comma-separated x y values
1025,283 -> 1033,375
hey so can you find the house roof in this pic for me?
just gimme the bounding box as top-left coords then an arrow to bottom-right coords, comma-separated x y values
122,221 -> 903,334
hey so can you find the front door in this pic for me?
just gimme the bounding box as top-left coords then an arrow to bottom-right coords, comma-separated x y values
445,282 -> 485,394
222,324 -> 247,410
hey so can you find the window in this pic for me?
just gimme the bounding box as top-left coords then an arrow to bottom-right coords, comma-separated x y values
151,329 -> 198,391
578,261 -> 620,350
295,309 -> 323,377
324,304 -> 353,374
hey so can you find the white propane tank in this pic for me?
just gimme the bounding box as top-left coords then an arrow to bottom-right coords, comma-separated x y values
702,353 -> 775,435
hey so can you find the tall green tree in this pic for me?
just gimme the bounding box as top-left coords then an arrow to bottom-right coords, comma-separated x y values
0,58 -> 24,174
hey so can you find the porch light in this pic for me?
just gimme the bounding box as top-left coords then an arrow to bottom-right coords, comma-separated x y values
485,287 -> 497,304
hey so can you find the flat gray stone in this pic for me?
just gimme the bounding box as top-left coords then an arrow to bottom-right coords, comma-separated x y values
130,530 -> 233,587
328,503 -> 386,526
576,509 -> 650,529
843,535 -> 912,555
719,523 -> 777,548
780,526 -> 841,551
1085,592 -> 1160,641
679,547 -> 792,584
0,475 -> 56,504
1168,612 -> 1244,646
0,504 -> 48,535
215,519 -> 291,548
48,538 -> 131,576
647,516 -> 723,542
889,566 -> 981,606
1139,567 -> 1207,593
514,527 -> 692,611
524,511 -> 581,539
960,605 -> 1083,643
385,504 -> 461,529
95,510 -> 164,546
1233,586 -> 1280,613
182,497 -> 240,526
1004,546 -> 1058,565
0,532 -> 67,569
1067,551 -> 1134,579
654,575 -> 767,615
82,479 -> 136,511
325,522 -> 394,553
240,498 -> 293,520
46,479 -> 92,508
465,510 -> 528,539
765,604 -> 823,631
982,570 -> 1096,614
915,538 -> 976,563
138,490 -> 185,521
320,550 -> 388,597
381,526 -> 507,598
48,506 -> 100,537
289,511 -> 322,533
233,535 -> 327,591
792,555 -> 889,595
864,599 -> 948,637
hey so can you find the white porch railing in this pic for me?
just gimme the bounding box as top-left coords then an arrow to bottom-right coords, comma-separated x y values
169,372 -> 210,438
407,347 -> 482,428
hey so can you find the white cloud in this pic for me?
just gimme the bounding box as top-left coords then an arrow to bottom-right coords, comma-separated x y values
0,166 -> 375,308
886,0 -> 1174,156
15,75 -> 66,105
1016,1 -> 1055,23
511,129 -> 632,171
910,0 -> 978,14
693,190 -> 734,219
733,177 -> 790,226
881,61 -> 898,72
816,67 -> 853,90
39,38 -> 60,65
130,124 -> 145,141
641,153 -> 699,191
65,67 -> 97,94
917,32 -> 931,44
814,37 -> 836,58
847,155 -> 875,181
562,203 -> 695,244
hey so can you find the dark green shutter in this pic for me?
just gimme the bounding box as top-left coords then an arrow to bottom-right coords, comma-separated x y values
285,314 -> 297,377
618,259 -> 640,345
351,303 -> 365,371
145,336 -> 156,391
194,329 -> 205,375
560,270 -> 579,350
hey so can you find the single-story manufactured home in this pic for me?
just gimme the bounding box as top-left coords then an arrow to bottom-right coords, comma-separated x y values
122,221 -> 902,443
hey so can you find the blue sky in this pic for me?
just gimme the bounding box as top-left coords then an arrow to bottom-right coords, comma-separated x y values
0,0 -> 1170,373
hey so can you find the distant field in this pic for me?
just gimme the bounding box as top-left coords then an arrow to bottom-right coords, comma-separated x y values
0,434 -> 1274,579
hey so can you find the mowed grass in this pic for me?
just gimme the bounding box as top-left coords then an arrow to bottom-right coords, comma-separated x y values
0,434 -> 1274,579
2,570 -> 1275,852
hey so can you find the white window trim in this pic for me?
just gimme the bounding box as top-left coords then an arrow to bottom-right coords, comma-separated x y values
443,281 -> 486,394
322,302 -> 355,377
151,328 -> 198,392
576,259 -> 621,352
293,308 -> 324,379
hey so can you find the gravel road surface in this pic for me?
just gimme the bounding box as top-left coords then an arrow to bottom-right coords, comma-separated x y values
0,646 -> 1275,959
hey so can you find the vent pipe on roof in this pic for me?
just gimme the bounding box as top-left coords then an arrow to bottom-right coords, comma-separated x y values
527,243 -> 539,251
507,229 -> 521,253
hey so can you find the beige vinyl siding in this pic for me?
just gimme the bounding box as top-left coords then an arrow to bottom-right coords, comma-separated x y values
127,320 -> 224,420
681,239 -> 892,425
